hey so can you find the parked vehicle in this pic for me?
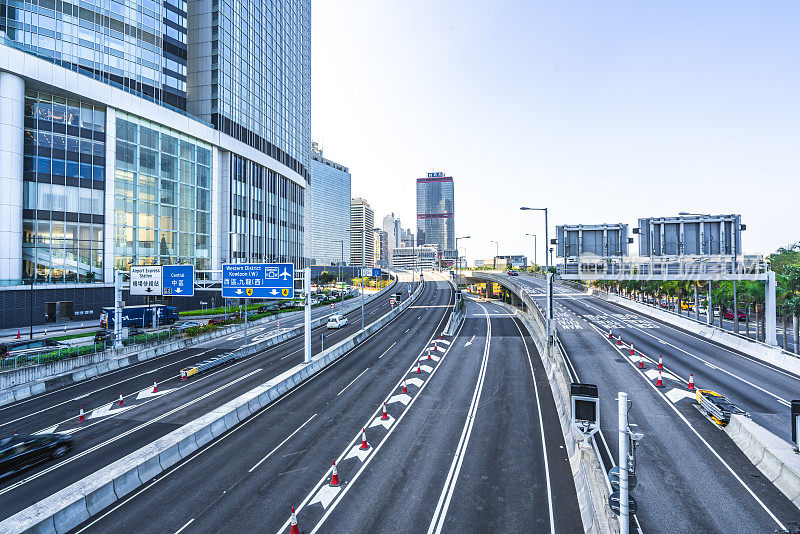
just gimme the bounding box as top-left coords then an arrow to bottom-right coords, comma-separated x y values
100,305 -> 179,329
258,303 -> 280,313
0,433 -> 73,479
326,314 -> 348,329
0,338 -> 63,357
723,309 -> 747,321
506,270 -> 519,276
170,321 -> 202,333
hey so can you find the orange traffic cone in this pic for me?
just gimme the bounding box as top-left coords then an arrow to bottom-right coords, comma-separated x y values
152,379 -> 158,393
630,343 -> 635,356
638,353 -> 645,369
655,370 -> 664,388
427,349 -> 432,360
687,373 -> 695,391
381,402 -> 389,420
78,406 -> 85,422
617,334 -> 622,345
289,506 -> 299,534
118,392 -> 124,406
657,355 -> 663,370
402,380 -> 407,394
608,329 -> 613,339
359,428 -> 369,450
329,461 -> 341,487
416,360 -> 421,374
16,330 -> 20,339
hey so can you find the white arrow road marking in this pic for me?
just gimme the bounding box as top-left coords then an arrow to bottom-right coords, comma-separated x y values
435,346 -> 445,353
343,443 -> 371,463
368,413 -> 395,430
309,484 -> 340,509
666,389 -> 696,403
404,378 -> 424,389
388,393 -> 412,406
136,388 -> 173,400
34,425 -> 59,435
417,364 -> 434,374
89,402 -> 134,419
644,369 -> 677,381
422,354 -> 441,362
464,335 -> 475,347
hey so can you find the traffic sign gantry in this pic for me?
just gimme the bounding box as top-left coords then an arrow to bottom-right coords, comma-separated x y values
162,265 -> 194,296
222,263 -> 294,299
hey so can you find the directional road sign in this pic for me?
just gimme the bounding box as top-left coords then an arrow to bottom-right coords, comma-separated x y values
372,268 -> 381,277
608,491 -> 637,516
130,266 -> 162,295
222,263 -> 294,299
162,265 -> 194,297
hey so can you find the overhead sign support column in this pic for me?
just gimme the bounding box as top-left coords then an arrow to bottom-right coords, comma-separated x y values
304,267 -> 311,363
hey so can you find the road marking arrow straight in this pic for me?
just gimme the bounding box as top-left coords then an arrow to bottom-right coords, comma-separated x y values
89,402 -> 134,419
465,335 -> 475,347
136,388 -> 173,400
309,484 -> 340,509
344,443 -> 371,463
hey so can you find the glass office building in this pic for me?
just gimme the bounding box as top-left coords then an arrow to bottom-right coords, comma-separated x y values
307,144 -> 350,266
0,0 -> 311,328
416,172 -> 455,257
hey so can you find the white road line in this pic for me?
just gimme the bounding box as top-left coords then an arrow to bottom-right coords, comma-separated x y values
596,324 -> 787,531
511,318 -> 555,534
377,342 -> 396,359
336,368 -> 370,396
174,518 -> 194,534
249,413 -> 317,472
0,369 -> 263,496
427,303 -> 492,534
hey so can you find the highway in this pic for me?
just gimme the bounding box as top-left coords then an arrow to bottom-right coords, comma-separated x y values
512,274 -> 800,533
0,278 -> 410,521
69,285 -> 582,534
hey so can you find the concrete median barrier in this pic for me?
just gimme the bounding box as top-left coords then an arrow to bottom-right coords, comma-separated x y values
0,278 -> 425,534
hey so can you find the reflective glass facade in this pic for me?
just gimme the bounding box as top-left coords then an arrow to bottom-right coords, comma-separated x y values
416,174 -> 455,254
189,0 -> 311,178
0,0 -> 189,110
307,152 -> 350,266
21,90 -> 105,283
114,112 -> 212,269
229,154 -> 304,266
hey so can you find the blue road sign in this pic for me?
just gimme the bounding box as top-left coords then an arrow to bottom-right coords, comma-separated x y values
222,263 -> 294,299
372,268 -> 382,277
162,265 -> 194,297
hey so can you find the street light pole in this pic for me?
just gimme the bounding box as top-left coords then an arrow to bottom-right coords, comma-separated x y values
455,236 -> 470,289
526,233 -> 537,270
490,240 -> 499,269
521,207 -> 551,354
361,228 -> 365,330
340,240 -> 344,308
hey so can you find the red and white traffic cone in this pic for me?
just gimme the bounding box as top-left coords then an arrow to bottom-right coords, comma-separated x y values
152,379 -> 158,393
13,430 -> 18,436
289,506 -> 300,534
427,348 -> 432,360
16,330 -> 20,339
630,343 -> 635,356
359,428 -> 369,450
118,392 -> 124,406
381,402 -> 389,420
329,461 -> 341,487
687,373 -> 695,391
402,380 -> 407,394
608,329 -> 613,339
416,360 -> 422,374
181,370 -> 187,381
655,370 -> 664,388
617,334 -> 622,345
439,334 -> 443,340
638,353 -> 645,369
78,406 -> 85,422
657,355 -> 663,370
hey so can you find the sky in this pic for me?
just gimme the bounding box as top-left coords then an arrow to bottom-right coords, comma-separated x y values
310,1 -> 800,264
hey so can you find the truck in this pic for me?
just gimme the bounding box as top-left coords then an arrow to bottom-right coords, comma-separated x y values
99,304 -> 179,329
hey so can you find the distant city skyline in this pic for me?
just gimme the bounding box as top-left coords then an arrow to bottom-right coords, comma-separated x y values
311,1 -> 799,263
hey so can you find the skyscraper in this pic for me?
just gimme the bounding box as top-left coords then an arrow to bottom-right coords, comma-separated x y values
0,0 -> 310,327
350,198 -> 375,268
416,171 -> 455,257
307,142 -> 351,266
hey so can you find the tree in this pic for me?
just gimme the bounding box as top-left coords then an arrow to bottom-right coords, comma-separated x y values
317,271 -> 335,288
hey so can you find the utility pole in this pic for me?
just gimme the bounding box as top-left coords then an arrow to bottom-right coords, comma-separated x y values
340,240 -> 344,308
618,391 -> 630,534
304,266 -> 311,363
361,228 -> 365,330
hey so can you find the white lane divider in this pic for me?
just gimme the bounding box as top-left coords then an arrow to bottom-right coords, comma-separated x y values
249,413 -> 317,473
336,367 -> 370,396
427,303 -> 493,534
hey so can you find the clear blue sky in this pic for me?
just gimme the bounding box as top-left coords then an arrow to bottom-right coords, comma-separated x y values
311,1 -> 800,263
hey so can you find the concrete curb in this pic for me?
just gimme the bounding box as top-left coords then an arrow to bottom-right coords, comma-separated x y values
0,278 -> 426,534
725,414 -> 800,509
592,291 -> 800,378
0,278 -> 398,407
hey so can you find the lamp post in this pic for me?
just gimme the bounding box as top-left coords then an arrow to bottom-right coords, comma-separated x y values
455,235 -> 470,289
490,240 -> 499,269
521,206 -> 552,356
525,233 -> 537,271
340,240 -> 345,308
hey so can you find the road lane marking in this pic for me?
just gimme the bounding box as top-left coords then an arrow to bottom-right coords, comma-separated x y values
249,413 -> 317,472
336,368 -> 369,396
174,518 -> 194,534
378,342 -> 396,359
427,303 -> 492,534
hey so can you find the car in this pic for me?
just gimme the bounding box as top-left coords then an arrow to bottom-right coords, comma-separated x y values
127,327 -> 146,338
723,309 -> 747,321
170,321 -> 202,333
258,303 -> 280,313
506,270 -> 519,276
0,433 -> 73,479
327,314 -> 347,329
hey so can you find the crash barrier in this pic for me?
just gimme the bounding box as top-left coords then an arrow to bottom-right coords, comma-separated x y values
478,272 -> 614,534
0,278 -> 426,534
592,290 -> 800,378
725,414 -> 800,509
442,274 -> 464,336
0,277 -> 398,407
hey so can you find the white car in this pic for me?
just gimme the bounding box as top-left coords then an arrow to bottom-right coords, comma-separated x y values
327,314 -> 347,329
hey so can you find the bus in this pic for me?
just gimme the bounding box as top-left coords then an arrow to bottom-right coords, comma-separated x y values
100,305 -> 179,329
